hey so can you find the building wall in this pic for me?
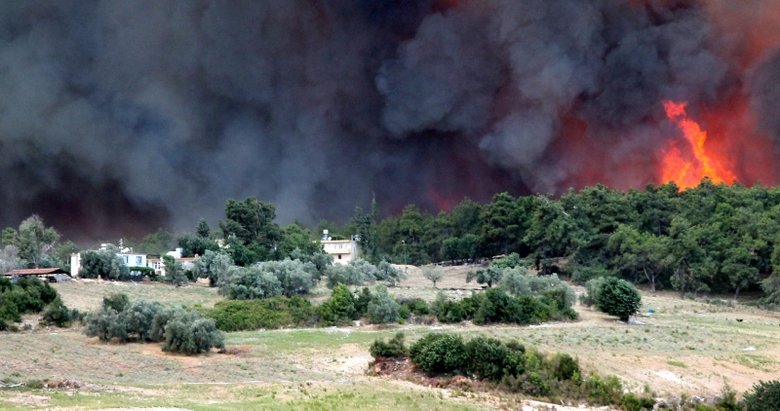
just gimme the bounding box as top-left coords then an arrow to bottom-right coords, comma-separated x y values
321,240 -> 359,265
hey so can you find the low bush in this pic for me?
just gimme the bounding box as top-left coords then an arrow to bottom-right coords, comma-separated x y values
370,332 -> 408,358
316,284 -> 358,325
1,277 -> 68,329
84,293 -> 225,355
161,310 -> 225,355
465,336 -> 510,380
742,380 -> 780,411
40,298 -> 73,327
580,276 -> 608,307
410,333 -> 468,374
206,296 -> 314,331
366,286 -> 401,324
434,287 -> 576,326
381,332 -> 652,409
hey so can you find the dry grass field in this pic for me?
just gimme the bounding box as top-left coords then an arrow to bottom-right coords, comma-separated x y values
1,265 -> 779,409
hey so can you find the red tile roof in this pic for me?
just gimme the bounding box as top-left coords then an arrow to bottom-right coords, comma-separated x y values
3,268 -> 70,276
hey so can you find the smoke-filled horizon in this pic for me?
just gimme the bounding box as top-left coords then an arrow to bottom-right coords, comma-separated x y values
1,0 -> 779,242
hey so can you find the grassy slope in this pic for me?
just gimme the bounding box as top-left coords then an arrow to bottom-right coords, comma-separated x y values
1,268 -> 780,409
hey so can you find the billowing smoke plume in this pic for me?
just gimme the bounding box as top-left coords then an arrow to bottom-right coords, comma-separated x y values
0,0 -> 778,241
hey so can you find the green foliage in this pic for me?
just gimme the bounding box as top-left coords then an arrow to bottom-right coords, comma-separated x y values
409,333 -> 468,374
466,267 -> 503,288
376,260 -> 406,286
500,266 -> 531,295
162,255 -> 188,286
257,258 -> 318,296
326,258 -> 378,288
366,286 -> 400,324
161,310 -> 225,354
290,249 -> 332,281
277,223 -> 321,259
422,265 -> 443,288
80,247 -> 130,280
102,292 -> 130,312
398,298 -> 429,317
465,336 -> 510,380
133,228 -> 176,255
206,296 -> 314,331
84,295 -> 225,355
221,197 -> 281,264
218,258 -> 319,299
352,197 -> 380,263
491,252 -> 525,269
596,277 -> 642,322
16,215 -> 60,268
41,298 -> 72,327
580,276 -> 607,307
316,284 -> 357,325
0,277 -> 67,328
192,250 -> 233,287
219,265 -> 283,299
742,380 -> 780,411
370,332 -> 408,358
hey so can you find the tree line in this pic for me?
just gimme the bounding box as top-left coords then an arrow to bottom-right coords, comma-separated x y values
6,179 -> 780,305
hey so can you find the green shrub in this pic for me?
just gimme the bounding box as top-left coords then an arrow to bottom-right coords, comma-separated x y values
715,384 -> 740,411
465,336 -> 509,380
219,266 -> 283,299
583,374 -> 624,405
84,308 -> 128,342
316,284 -> 357,325
354,287 -> 373,317
85,296 -> 225,354
0,279 -> 70,329
366,286 -> 401,324
742,380 -> 780,411
550,353 -> 580,381
399,298 -> 429,316
207,296 -> 314,331
596,277 -> 642,322
409,333 -> 468,374
581,276 -> 607,306
620,393 -> 655,411
162,309 -> 225,354
370,332 -> 408,358
102,293 -> 130,312
41,298 -> 71,327
124,300 -> 164,341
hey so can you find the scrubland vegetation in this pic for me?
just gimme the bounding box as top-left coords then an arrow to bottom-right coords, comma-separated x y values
3,181 -> 780,409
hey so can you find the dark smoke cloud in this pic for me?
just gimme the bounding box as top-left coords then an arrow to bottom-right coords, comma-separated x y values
0,0 -> 776,241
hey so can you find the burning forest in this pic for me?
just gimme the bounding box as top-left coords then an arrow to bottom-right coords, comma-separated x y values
0,0 -> 779,239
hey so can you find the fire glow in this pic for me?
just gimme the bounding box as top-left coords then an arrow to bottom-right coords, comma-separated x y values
660,100 -> 737,189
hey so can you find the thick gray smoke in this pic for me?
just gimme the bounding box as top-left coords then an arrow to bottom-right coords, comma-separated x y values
0,0 -> 777,241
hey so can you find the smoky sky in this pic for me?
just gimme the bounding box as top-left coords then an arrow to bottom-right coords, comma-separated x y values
0,0 -> 778,242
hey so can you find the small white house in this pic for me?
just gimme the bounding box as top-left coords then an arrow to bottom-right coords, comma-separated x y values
69,243 -> 147,277
320,230 -> 360,265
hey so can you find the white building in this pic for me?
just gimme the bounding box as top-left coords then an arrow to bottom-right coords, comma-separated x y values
320,230 -> 360,265
70,244 -> 150,277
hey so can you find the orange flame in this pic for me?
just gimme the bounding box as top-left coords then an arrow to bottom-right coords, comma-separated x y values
660,100 -> 736,189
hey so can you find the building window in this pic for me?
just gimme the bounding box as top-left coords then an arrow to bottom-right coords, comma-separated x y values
124,256 -> 128,264
338,254 -> 342,259
136,256 -> 142,265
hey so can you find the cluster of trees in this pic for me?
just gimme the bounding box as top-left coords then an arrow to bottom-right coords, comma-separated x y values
1,215 -> 76,272
13,179 -> 780,306
332,182 -> 780,304
215,256 -> 405,300
369,333 -> 655,409
84,293 -> 224,355
0,277 -> 75,330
